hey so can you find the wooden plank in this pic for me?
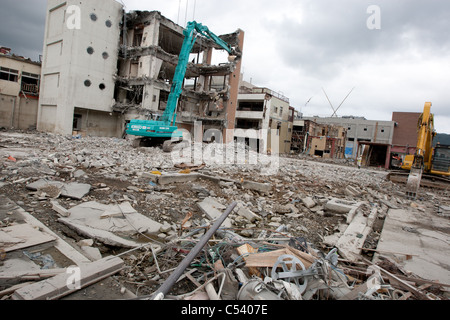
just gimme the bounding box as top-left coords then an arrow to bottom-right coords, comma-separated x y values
237,244 -> 261,277
0,224 -> 56,252
11,256 -> 124,300
244,247 -> 314,269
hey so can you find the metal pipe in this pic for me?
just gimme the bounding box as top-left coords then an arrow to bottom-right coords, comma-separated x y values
150,201 -> 237,300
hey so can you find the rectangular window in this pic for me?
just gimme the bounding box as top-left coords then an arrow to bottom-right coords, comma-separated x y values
279,107 -> 283,115
21,72 -> 40,94
0,67 -> 19,82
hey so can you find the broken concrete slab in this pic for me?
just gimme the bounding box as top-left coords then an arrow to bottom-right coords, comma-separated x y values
151,173 -> 201,185
374,208 -> 450,284
335,207 -> 378,263
62,201 -> 163,236
58,220 -> 145,248
6,197 -> 91,265
0,224 -> 56,253
197,197 -> 232,228
12,256 -> 124,300
80,246 -> 102,261
50,200 -> 70,217
302,197 -> 316,209
237,206 -> 261,223
26,179 -> 91,200
241,180 -> 272,194
344,185 -> 362,197
325,198 -> 362,214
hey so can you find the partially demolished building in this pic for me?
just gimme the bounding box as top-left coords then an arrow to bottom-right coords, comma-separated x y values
290,119 -> 347,159
37,0 -> 244,141
115,11 -> 244,143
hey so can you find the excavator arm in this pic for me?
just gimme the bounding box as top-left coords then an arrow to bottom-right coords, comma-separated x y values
126,21 -> 239,151
406,102 -> 435,199
161,21 -> 238,125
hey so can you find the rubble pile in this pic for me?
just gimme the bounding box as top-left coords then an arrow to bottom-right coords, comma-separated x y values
0,130 -> 449,300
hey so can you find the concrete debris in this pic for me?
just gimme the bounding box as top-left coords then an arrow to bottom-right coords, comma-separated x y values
325,198 -> 362,214
26,179 -> 91,200
58,201 -> 162,247
301,196 -> 316,209
0,130 -> 449,300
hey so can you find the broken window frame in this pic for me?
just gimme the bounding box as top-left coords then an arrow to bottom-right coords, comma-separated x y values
0,67 -> 19,82
21,71 -> 40,94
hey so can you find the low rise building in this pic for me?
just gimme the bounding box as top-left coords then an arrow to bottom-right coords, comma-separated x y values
290,119 -> 347,159
303,115 -> 395,168
234,80 -> 293,154
0,48 -> 41,130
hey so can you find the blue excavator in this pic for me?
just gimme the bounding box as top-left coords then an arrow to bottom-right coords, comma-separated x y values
126,21 -> 239,152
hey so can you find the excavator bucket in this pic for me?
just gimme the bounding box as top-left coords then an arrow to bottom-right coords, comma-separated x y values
405,167 -> 423,200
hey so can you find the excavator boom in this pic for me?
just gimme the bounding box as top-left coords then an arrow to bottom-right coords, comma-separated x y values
126,21 -> 238,151
405,102 -> 434,199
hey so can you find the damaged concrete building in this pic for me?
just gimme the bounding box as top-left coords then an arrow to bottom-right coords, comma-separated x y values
37,0 -> 244,141
115,11 -> 244,143
290,119 -> 347,159
38,0 -> 124,137
234,78 -> 294,154
0,47 -> 41,130
304,116 -> 395,168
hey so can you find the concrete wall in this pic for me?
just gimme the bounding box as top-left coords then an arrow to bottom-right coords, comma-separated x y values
38,0 -> 123,136
73,108 -> 122,137
0,56 -> 41,129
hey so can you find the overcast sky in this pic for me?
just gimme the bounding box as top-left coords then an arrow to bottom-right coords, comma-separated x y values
1,0 -> 449,133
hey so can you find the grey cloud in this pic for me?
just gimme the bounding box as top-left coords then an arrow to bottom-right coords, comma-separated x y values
0,0 -> 47,60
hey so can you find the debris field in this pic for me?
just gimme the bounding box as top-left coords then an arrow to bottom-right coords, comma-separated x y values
0,130 -> 449,300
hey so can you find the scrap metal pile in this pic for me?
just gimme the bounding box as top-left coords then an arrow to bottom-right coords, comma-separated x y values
118,202 -> 446,301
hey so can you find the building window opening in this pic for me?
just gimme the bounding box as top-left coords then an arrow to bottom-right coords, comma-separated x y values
105,20 -> 112,28
0,67 -> 19,82
90,13 -> 98,21
21,72 -> 40,94
237,101 -> 264,112
84,80 -> 92,87
87,47 -> 94,54
102,52 -> 109,59
99,83 -> 106,90
73,114 -> 82,131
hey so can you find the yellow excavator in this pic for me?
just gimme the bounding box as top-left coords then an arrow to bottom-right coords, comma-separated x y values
400,102 -> 450,199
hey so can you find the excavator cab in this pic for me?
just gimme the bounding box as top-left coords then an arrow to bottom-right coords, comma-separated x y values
431,144 -> 450,175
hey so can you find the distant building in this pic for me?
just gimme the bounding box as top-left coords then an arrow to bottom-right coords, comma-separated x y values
290,119 -> 347,159
391,112 -> 421,155
234,79 -> 293,154
303,115 -> 395,168
0,48 -> 41,130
